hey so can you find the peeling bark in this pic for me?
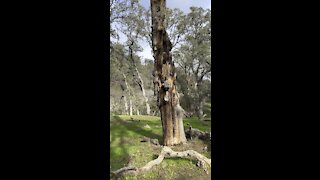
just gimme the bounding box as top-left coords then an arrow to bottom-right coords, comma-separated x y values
151,0 -> 186,146
176,103 -> 187,143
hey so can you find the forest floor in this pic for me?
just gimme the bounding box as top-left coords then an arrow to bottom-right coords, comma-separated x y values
110,115 -> 211,180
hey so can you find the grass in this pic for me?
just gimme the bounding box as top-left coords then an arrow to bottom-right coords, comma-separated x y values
110,115 -> 211,180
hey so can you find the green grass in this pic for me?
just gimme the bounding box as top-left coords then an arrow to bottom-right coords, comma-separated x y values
184,116 -> 211,132
110,115 -> 211,180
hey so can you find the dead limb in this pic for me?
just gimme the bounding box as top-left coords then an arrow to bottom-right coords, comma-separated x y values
110,146 -> 211,178
186,124 -> 211,141
111,166 -> 138,178
140,136 -> 160,146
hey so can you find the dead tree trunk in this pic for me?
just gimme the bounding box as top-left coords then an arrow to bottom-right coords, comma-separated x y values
123,96 -> 129,115
151,0 -> 186,146
129,99 -> 133,116
175,99 -> 187,143
135,69 -> 151,115
193,82 -> 206,120
128,41 -> 151,115
196,98 -> 205,120
122,73 -> 131,115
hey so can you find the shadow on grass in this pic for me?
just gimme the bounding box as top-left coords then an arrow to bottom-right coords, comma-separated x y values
110,116 -> 131,172
110,115 -> 163,173
112,115 -> 162,142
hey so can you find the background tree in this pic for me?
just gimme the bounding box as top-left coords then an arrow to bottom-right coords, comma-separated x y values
110,43 -> 132,115
119,3 -> 152,115
110,0 -> 140,42
110,0 -> 211,121
174,7 -> 211,120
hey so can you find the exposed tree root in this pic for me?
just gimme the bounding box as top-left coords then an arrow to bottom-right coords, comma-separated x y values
110,146 -> 211,178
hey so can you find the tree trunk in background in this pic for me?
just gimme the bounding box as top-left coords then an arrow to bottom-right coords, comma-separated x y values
129,99 -> 133,116
122,73 -> 131,116
194,82 -> 205,120
135,68 -> 151,115
124,96 -> 129,115
151,0 -> 186,146
128,41 -> 151,116
176,101 -> 187,143
196,99 -> 204,120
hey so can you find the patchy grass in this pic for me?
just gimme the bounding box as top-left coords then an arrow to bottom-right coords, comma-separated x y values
110,115 -> 211,180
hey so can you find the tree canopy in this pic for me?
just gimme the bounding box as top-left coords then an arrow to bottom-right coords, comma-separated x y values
110,0 -> 211,119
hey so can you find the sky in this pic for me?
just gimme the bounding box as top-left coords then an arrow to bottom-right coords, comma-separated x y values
140,0 -> 211,13
114,0 -> 211,64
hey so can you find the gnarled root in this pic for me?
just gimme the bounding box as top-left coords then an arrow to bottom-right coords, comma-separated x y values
110,146 -> 211,178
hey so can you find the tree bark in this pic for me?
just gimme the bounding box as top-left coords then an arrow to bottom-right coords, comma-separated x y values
129,99 -> 133,116
122,73 -> 131,116
176,103 -> 187,143
196,98 -> 205,120
135,68 -> 151,115
193,81 -> 206,120
123,96 -> 129,115
151,0 -> 186,146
